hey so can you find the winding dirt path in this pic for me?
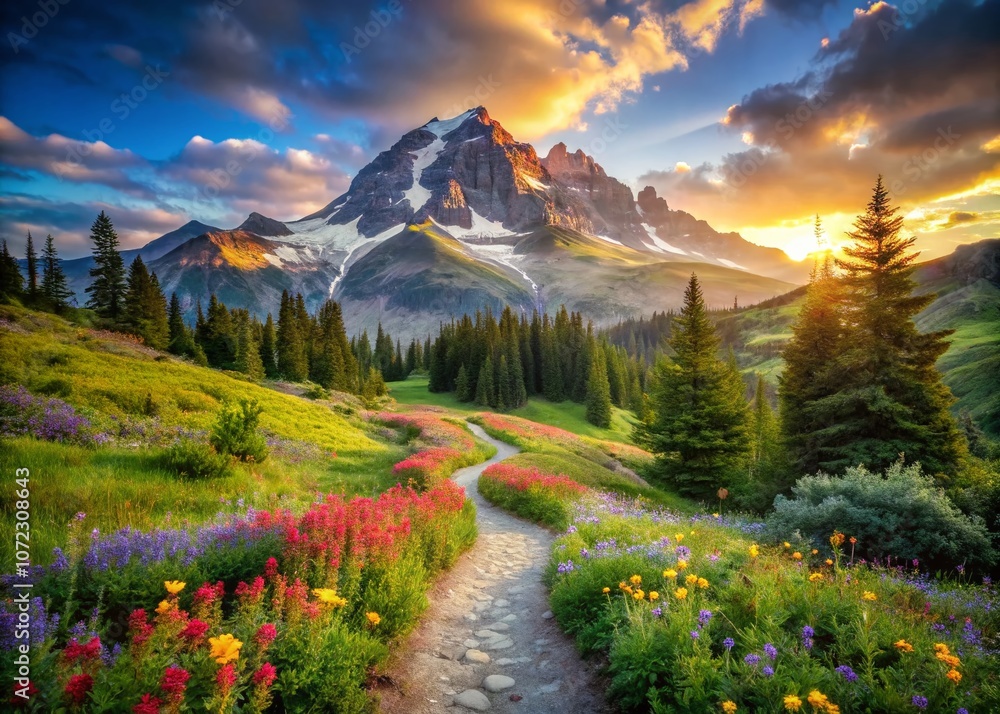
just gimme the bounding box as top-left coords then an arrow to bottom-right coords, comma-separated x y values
377,424 -> 608,714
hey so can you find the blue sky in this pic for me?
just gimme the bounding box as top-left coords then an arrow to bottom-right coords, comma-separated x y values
1,0 -> 997,259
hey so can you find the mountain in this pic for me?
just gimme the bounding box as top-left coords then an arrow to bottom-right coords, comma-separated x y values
59,106 -> 806,334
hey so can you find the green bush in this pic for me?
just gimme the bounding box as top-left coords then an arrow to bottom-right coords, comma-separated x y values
210,398 -> 269,462
161,438 -> 232,479
767,461 -> 996,570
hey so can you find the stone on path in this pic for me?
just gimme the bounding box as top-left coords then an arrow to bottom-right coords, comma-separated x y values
463,649 -> 491,664
482,674 -> 516,692
483,637 -> 514,650
474,629 -> 503,639
539,680 -> 561,694
484,622 -> 510,631
454,689 -> 491,711
541,610 -> 553,619
493,598 -> 510,607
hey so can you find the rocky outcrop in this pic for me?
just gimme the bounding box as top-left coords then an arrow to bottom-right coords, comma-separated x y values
237,212 -> 293,237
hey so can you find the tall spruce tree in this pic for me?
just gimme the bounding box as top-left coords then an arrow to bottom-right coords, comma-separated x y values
167,293 -> 196,356
475,355 -> 496,408
455,364 -> 472,402
276,290 -> 308,381
24,232 -> 39,302
0,240 -> 24,300
638,273 -> 751,497
40,234 -> 72,311
260,314 -> 279,378
805,177 -> 964,474
585,348 -> 613,428
124,256 -> 169,349
234,315 -> 265,380
85,212 -> 127,321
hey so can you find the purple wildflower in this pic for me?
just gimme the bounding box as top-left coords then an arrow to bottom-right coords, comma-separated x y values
690,630 -> 700,640
835,665 -> 858,682
912,696 -> 928,709
651,607 -> 662,618
802,625 -> 814,650
723,637 -> 735,650
556,560 -> 575,574
698,609 -> 713,627
764,643 -> 778,660
762,665 -> 774,677
744,654 -> 761,666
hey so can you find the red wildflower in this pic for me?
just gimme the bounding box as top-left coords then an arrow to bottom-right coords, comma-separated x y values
63,636 -> 102,664
216,663 -> 237,695
235,576 -> 265,602
10,680 -> 38,708
132,693 -> 163,714
128,609 -> 153,647
193,581 -> 225,605
264,557 -> 279,578
254,623 -> 277,647
179,618 -> 209,641
253,662 -> 278,689
159,665 -> 190,698
64,674 -> 93,704
481,463 -> 587,496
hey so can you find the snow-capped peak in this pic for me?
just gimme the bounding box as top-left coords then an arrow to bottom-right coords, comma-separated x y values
422,108 -> 479,138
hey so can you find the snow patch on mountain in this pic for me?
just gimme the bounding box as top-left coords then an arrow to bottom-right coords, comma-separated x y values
718,258 -> 747,271
424,109 -> 477,138
402,137 -> 445,210
642,223 -> 687,255
595,234 -> 624,246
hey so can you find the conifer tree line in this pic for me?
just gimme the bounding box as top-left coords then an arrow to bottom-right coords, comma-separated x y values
426,304 -> 638,425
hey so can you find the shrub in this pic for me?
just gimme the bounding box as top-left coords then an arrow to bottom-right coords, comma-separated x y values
302,384 -> 329,400
767,461 -> 996,570
210,398 -> 269,463
161,438 -> 232,480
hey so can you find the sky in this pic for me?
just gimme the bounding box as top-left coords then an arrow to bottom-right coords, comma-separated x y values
0,0 -> 997,261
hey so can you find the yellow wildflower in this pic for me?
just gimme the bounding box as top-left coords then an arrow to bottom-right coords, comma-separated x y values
936,652 -> 961,668
313,588 -> 348,608
602,587 -> 611,594
633,589 -> 645,600
809,573 -> 824,582
366,611 -> 381,627
649,591 -> 659,601
721,701 -> 737,713
811,549 -> 819,555
783,694 -> 803,712
825,559 -> 834,566
697,577 -> 709,589
674,587 -> 688,600
826,705 -> 841,714
155,600 -> 173,615
630,574 -> 643,586
792,551 -> 803,560
675,533 -> 684,543
894,639 -> 914,652
830,532 -> 845,548
862,591 -> 877,601
934,642 -> 951,655
784,542 -> 791,549
713,513 -> 720,518
209,634 -> 243,664
748,544 -> 759,558
677,559 -> 688,571
164,581 -> 186,596
807,690 -> 829,709
946,668 -> 962,683
686,574 -> 699,586
663,569 -> 678,579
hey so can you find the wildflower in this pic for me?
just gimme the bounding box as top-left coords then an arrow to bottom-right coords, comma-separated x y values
677,559 -> 688,570
809,573 -> 824,582
630,574 -> 642,585
366,611 -> 381,627
649,591 -> 659,601
164,580 -> 186,596
698,609 -> 713,626
264,557 -> 279,578
825,559 -> 833,566
208,634 -> 243,664
830,532 -> 845,548
179,619 -> 209,642
744,653 -> 761,666
663,569 -> 677,579
812,549 -> 819,555
912,695 -> 928,709
945,668 -> 962,683
674,587 -> 688,600
721,701 -> 737,713
807,690 -> 829,709
691,630 -> 700,640
697,577 -> 709,589
894,639 -> 914,653
849,537 -> 857,545
155,600 -> 173,615
835,665 -> 858,682
784,542 -> 791,549
784,694 -> 803,711
602,587 -> 611,594
312,588 -> 347,608
763,665 -> 775,677
749,545 -> 759,558
791,552 -> 802,561
723,637 -> 735,650
633,590 -> 645,600
651,607 -> 663,617
675,533 -> 684,543
253,662 -> 278,688
255,623 -> 278,647
934,643 -> 951,655
132,693 -> 163,714
936,652 -> 961,668
764,643 -> 778,660
64,674 -> 93,705
862,591 -> 877,601
160,666 -> 190,698
686,574 -> 699,585
802,625 -> 815,650
216,664 -> 237,695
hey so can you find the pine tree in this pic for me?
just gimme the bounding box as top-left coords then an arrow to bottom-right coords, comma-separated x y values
260,314 -> 279,378
455,364 -> 472,402
124,256 -> 169,349
637,273 -> 751,497
475,356 -> 496,408
85,211 -> 127,321
809,176 -> 965,475
0,240 -> 24,300
24,232 -> 39,302
235,316 -> 265,380
541,318 -> 564,401
749,375 -> 782,479
585,349 -> 613,428
361,365 -> 387,404
276,290 -> 308,381
40,234 -> 72,311
167,293 -> 195,356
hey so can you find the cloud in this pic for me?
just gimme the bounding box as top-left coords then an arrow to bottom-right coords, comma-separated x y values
640,0 -> 1000,241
